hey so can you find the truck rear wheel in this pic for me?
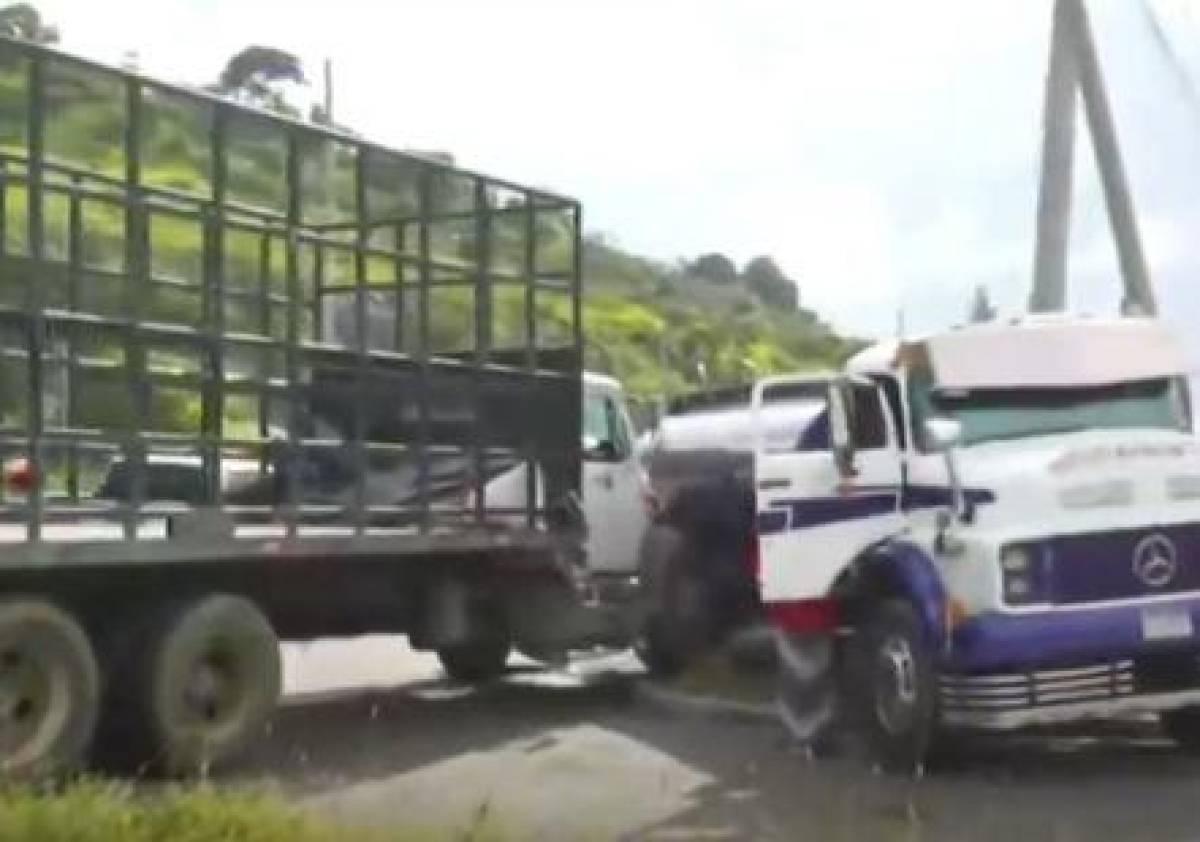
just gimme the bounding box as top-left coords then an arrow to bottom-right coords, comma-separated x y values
437,601 -> 511,682
636,525 -> 710,677
846,599 -> 938,774
0,599 -> 99,779
103,594 -> 281,776
437,636 -> 512,682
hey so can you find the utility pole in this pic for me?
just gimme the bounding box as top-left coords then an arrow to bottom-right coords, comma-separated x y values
323,58 -> 334,125
1029,0 -> 1157,316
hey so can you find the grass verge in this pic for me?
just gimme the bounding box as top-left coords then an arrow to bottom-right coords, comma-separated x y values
0,781 -> 504,842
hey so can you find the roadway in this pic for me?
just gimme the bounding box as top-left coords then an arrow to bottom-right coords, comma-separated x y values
239,638 -> 1200,841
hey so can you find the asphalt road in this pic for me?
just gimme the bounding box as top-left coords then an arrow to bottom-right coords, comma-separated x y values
237,638 -> 1200,841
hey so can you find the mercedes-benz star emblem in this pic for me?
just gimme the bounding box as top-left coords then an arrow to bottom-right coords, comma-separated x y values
1133,533 -> 1178,589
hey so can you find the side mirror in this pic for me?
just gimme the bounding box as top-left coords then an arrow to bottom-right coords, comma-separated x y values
827,380 -> 857,478
923,417 -> 963,452
582,435 -> 619,463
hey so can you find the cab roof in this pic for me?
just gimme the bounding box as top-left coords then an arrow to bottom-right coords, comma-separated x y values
846,315 -> 1189,389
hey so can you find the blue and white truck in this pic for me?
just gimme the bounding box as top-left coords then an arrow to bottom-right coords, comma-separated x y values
757,315 -> 1200,770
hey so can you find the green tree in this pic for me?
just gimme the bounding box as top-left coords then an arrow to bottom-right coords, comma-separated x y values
214,46 -> 306,115
0,2 -> 58,43
688,252 -> 738,285
743,255 -> 798,311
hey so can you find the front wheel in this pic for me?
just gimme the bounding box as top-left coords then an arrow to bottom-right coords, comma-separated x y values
437,636 -> 511,682
846,599 -> 938,774
1160,706 -> 1200,750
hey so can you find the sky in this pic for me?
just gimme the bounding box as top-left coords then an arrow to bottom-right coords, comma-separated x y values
31,0 -> 1200,356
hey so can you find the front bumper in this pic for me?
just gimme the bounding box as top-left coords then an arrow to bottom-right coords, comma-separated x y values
943,597 -> 1200,729
949,596 -> 1200,671
940,660 -> 1200,730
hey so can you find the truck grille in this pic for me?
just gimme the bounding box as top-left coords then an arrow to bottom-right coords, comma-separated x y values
1047,524 -> 1200,604
941,661 -> 1135,715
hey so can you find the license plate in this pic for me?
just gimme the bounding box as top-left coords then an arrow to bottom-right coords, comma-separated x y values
1141,605 -> 1194,641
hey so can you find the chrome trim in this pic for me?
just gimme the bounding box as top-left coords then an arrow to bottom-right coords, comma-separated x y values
941,687 -> 1200,730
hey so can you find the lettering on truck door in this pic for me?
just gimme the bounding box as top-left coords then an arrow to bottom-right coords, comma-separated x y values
756,378 -> 905,603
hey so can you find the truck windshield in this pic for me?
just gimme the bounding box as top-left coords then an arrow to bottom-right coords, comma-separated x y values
910,375 -> 1191,448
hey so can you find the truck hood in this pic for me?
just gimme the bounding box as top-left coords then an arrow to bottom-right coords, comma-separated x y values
952,428 -> 1200,531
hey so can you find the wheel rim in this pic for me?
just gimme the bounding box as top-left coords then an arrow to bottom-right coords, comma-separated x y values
0,640 -> 67,768
178,643 -> 244,732
874,634 -> 919,736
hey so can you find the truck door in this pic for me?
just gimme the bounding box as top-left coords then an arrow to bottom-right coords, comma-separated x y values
582,384 -> 648,573
755,376 -> 904,603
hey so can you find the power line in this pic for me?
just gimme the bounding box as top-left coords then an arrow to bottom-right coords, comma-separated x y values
1138,0 -> 1200,124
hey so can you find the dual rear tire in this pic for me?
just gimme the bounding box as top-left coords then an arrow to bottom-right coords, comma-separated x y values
100,594 -> 281,776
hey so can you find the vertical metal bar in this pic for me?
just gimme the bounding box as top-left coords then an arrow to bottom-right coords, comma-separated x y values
123,77 -> 147,539
1072,0 -> 1156,316
352,147 -> 369,534
0,162 -> 7,258
416,168 -> 432,531
65,177 -> 82,500
207,106 -> 229,507
1030,0 -> 1078,313
393,222 -> 406,352
472,180 -> 492,523
523,197 -> 537,527
25,54 -> 44,541
569,202 -> 584,498
312,242 -> 325,342
257,231 -> 271,443
284,130 -> 303,537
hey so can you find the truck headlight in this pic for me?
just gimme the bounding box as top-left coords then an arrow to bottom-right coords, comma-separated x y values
999,544 -> 1046,605
1000,546 -> 1031,574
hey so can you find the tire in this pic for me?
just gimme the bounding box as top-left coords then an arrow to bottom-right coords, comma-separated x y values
776,630 -> 840,755
0,599 -> 99,779
1160,706 -> 1200,750
437,600 -> 511,682
437,636 -> 512,683
101,594 -> 281,776
635,526 -> 711,678
845,599 -> 938,774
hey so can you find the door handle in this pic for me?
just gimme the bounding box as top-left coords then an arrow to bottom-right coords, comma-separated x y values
758,478 -> 791,491
593,474 -> 614,490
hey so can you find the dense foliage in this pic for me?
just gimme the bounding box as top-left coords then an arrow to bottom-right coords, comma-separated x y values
582,236 -> 857,402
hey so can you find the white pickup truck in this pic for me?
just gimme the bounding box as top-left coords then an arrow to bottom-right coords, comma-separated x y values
758,315 -> 1200,770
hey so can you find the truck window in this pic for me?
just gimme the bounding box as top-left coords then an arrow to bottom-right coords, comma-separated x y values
908,373 -> 1192,449
849,383 -> 888,450
583,393 -> 632,461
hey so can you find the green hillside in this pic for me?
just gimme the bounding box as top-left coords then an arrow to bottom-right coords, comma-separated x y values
581,238 -> 858,404
0,13 -> 861,432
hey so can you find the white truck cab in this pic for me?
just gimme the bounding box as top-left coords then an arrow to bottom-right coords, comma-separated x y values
483,372 -> 648,574
581,372 -> 650,573
758,315 -> 1200,769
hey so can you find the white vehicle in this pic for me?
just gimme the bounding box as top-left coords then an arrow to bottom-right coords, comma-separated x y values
483,372 -> 649,573
757,315 -> 1200,770
634,379 -> 829,674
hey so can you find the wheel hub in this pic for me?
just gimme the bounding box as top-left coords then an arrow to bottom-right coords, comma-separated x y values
182,650 -> 239,726
0,645 -> 52,756
875,634 -> 918,735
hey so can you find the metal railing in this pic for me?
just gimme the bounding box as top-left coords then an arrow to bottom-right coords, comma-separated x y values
0,37 -> 583,547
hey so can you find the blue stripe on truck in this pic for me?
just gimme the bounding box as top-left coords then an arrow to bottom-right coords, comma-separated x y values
757,484 -> 995,534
